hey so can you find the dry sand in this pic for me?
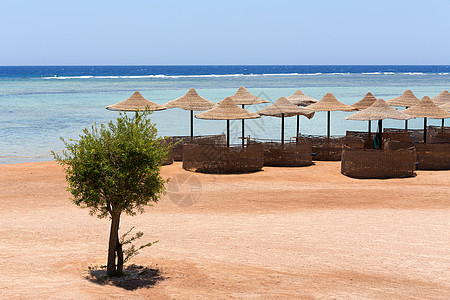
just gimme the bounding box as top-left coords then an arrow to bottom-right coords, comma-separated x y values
0,161 -> 449,299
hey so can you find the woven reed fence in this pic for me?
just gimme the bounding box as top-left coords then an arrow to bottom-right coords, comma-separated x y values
182,143 -> 264,173
160,137 -> 174,165
249,139 -> 313,167
341,145 -> 416,179
415,143 -> 450,170
170,134 -> 227,161
301,135 -> 344,161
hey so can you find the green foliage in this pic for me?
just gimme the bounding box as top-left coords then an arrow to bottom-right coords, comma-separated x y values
120,226 -> 158,263
53,111 -> 170,218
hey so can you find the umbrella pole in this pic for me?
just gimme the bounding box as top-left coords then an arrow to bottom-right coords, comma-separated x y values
190,110 -> 194,138
424,117 -> 427,143
227,120 -> 230,148
442,118 -> 445,129
404,107 -> 409,131
281,113 -> 285,144
241,105 -> 245,147
378,119 -> 383,150
368,120 -> 371,133
327,111 -> 331,139
296,115 -> 300,140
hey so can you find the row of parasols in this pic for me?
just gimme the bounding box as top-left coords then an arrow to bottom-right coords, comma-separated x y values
106,87 -> 450,147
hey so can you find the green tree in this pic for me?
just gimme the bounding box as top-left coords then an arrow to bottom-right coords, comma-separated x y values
54,111 -> 169,276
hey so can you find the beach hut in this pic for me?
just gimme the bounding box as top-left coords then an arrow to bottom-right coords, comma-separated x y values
387,90 -> 420,130
229,86 -> 269,146
351,92 -> 378,133
257,97 -> 314,143
255,97 -> 314,167
342,98 -> 416,178
285,90 -> 318,137
196,97 -> 261,147
403,96 -> 450,143
180,97 -> 263,173
162,88 -> 216,137
106,91 -> 166,111
307,92 -> 354,138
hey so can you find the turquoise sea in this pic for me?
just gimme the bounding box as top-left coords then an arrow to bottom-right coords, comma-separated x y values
0,65 -> 449,164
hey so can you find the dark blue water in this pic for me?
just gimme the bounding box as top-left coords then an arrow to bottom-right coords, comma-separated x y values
0,65 -> 448,78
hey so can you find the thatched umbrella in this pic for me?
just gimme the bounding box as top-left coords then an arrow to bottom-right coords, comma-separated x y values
431,90 -> 450,106
229,86 -> 269,146
346,98 -> 413,149
387,90 -> 420,130
106,91 -> 166,111
257,97 -> 314,144
403,96 -> 450,142
351,92 -> 378,133
162,88 -> 216,137
286,90 -> 317,138
432,90 -> 450,128
196,97 -> 261,147
307,92 -> 355,138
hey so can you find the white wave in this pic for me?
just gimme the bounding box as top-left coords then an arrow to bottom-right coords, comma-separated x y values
438,72 -> 449,75
401,72 -> 425,75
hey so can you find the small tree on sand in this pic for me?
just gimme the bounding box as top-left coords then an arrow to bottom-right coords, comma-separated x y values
54,111 -> 169,277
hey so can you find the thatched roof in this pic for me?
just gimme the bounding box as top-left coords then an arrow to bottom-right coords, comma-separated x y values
106,91 -> 165,111
387,90 -> 420,107
307,93 -> 355,112
351,92 -> 378,111
346,98 -> 414,121
257,97 -> 314,119
403,96 -> 450,119
162,88 -> 216,111
195,97 -> 261,120
440,102 -> 450,112
229,86 -> 270,105
431,90 -> 450,106
285,90 -> 318,106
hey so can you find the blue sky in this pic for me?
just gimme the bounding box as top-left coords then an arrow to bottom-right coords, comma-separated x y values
1,0 -> 449,65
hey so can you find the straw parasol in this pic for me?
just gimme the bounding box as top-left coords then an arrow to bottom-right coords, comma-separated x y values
286,90 -> 318,106
403,96 -> 450,142
257,97 -> 314,143
440,102 -> 450,112
307,92 -> 355,138
351,92 -> 378,133
431,90 -> 450,106
229,86 -> 270,146
286,90 -> 317,138
196,97 -> 261,147
387,90 -> 420,130
106,91 -> 165,111
162,88 -> 216,137
346,98 -> 413,149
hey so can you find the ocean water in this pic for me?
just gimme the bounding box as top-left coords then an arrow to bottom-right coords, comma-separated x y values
0,65 -> 449,164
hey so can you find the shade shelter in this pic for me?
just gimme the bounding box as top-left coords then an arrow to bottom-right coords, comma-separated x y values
257,97 -> 314,143
431,90 -> 450,106
351,92 -> 378,133
229,86 -> 269,146
286,90 -> 317,137
403,96 -> 450,143
342,98 -> 416,178
196,97 -> 261,147
387,90 -> 420,130
307,92 -> 354,138
106,91 -> 166,111
346,98 -> 414,147
432,90 -> 450,127
162,88 -> 216,137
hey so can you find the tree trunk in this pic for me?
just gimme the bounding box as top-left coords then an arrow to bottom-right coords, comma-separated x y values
116,242 -> 124,275
107,212 -> 121,276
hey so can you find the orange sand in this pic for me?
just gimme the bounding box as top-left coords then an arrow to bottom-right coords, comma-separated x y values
0,161 -> 449,299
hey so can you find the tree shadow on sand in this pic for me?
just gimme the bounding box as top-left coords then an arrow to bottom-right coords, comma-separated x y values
86,264 -> 165,290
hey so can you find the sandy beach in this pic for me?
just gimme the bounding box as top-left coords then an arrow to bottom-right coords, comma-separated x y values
0,161 -> 449,299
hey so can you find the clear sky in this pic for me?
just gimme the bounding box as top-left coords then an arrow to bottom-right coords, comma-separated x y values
1,0 -> 449,65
